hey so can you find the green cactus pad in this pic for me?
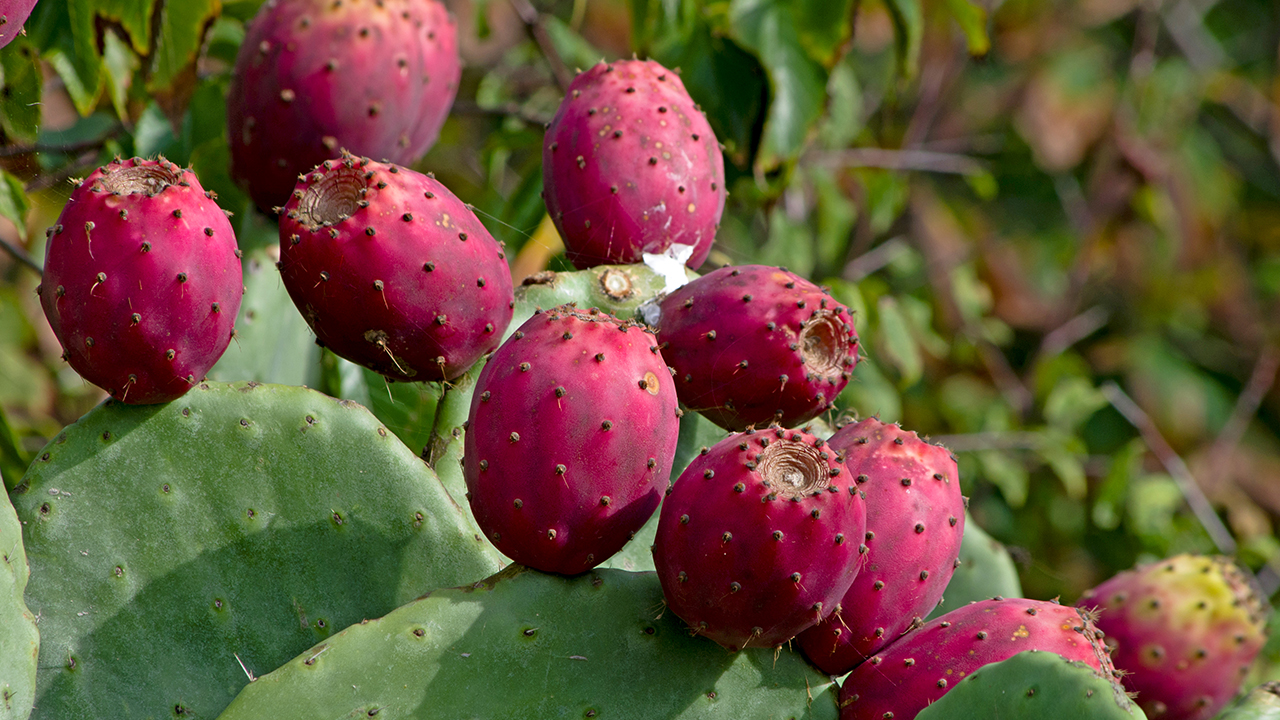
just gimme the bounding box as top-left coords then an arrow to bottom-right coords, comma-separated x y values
913,650 -> 1146,719
217,565 -> 837,720
207,247 -> 321,387
11,382 -> 505,719
0,492 -> 37,720
508,263 -> 693,337
1220,682 -> 1280,719
929,511 -> 1023,618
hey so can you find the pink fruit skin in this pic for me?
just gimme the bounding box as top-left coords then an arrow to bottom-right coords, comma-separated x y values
0,0 -> 38,48
839,598 -> 1118,719
278,155 -> 513,382
1078,555 -> 1267,720
798,418 -> 965,675
656,265 -> 860,431
227,0 -> 460,212
464,306 -> 680,575
653,427 -> 867,651
39,158 -> 242,404
542,59 -> 725,269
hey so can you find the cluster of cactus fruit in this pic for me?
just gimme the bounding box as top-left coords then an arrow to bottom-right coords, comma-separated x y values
4,4 -> 1274,717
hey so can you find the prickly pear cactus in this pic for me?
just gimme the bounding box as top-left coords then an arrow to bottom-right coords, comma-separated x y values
0,493 -> 37,720
929,511 -> 1023,619
1219,682 -> 1280,719
913,650 -> 1147,719
11,382 -> 504,719
510,262 -> 695,337
215,566 -> 838,720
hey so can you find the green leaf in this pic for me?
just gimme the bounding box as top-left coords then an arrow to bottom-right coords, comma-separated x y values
1044,377 -> 1107,431
0,170 -> 30,238
818,54 -> 863,149
147,0 -> 219,92
728,0 -> 828,170
875,295 -> 923,387
1038,431 -> 1087,500
944,0 -> 990,57
759,203 -> 815,276
883,0 -> 923,80
979,450 -> 1029,508
793,0 -> 857,68
101,28 -> 139,120
0,39 -> 42,142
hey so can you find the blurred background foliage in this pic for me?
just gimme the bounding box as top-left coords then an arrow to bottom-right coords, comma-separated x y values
3,0 -> 1280,683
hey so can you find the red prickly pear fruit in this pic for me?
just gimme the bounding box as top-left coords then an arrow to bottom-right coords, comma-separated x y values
278,154 -> 513,382
653,427 -> 867,651
656,265 -> 860,431
0,0 -> 38,48
839,597 -> 1119,719
38,157 -> 243,404
797,418 -> 965,675
1077,554 -> 1268,720
542,59 -> 726,270
227,0 -> 460,213
463,306 -> 679,575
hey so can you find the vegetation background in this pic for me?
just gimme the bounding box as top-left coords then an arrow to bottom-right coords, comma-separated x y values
3,0 -> 1280,686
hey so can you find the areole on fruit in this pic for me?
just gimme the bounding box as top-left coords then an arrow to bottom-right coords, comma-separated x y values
800,312 -> 845,378
98,163 -> 184,196
759,440 -> 828,499
295,166 -> 364,228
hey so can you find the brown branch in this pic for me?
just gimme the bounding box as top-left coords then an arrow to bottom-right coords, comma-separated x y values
0,236 -> 40,274
1101,381 -> 1238,555
1207,345 -> 1280,475
509,0 -> 574,92
1033,306 -> 1109,364
450,99 -> 554,127
814,148 -> 986,176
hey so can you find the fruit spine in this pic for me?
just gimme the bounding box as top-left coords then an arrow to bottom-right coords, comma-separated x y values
1078,554 -> 1268,720
798,417 -> 964,674
656,265 -> 860,431
542,59 -> 726,269
653,427 -> 866,651
839,597 -> 1119,720
277,154 -> 513,382
227,0 -> 460,212
39,157 -> 242,404
463,306 -> 680,575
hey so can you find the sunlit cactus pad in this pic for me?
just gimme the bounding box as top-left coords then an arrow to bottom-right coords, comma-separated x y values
217,565 -> 837,720
0,493 -> 37,720
11,382 -> 504,719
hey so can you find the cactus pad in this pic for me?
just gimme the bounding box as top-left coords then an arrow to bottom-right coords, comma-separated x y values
11,382 -> 504,719
0,493 -> 37,720
216,565 -> 837,719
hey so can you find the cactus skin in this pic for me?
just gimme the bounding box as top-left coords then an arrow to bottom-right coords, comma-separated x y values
1077,555 -> 1268,720
38,157 -> 242,404
227,0 -> 460,212
929,511 -> 1023,619
0,1 -> 37,49
278,155 -> 514,382
915,650 -> 1148,720
653,427 -> 866,651
838,597 -> 1118,720
216,566 -> 839,720
656,265 -> 860,431
0,492 -> 37,720
1218,682 -> 1280,720
511,263 -> 696,338
542,59 -> 725,269
464,306 -> 679,575
11,382 -> 503,720
798,418 -> 965,675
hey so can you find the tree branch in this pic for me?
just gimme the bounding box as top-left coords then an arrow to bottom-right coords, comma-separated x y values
509,0 -> 574,92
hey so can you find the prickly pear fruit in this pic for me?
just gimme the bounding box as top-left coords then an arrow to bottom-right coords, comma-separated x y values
656,265 -> 860,431
227,0 -> 460,212
542,59 -> 725,269
798,418 -> 964,674
278,154 -> 514,382
0,0 -> 37,48
838,597 -> 1119,720
38,157 -> 242,404
1077,554 -> 1268,720
463,306 -> 679,574
653,427 -> 866,651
